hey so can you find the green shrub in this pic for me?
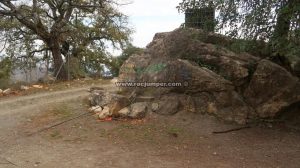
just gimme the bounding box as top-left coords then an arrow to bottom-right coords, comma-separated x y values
0,57 -> 12,89
0,78 -> 10,89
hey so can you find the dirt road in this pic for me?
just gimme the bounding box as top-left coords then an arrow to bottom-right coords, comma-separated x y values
0,82 -> 300,168
0,83 -> 115,167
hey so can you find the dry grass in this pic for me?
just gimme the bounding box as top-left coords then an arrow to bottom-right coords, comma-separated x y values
23,103 -> 75,132
1,78 -> 112,98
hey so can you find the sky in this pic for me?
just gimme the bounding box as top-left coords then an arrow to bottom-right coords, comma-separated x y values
119,0 -> 184,48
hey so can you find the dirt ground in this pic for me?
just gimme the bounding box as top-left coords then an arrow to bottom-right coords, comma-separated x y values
0,80 -> 299,168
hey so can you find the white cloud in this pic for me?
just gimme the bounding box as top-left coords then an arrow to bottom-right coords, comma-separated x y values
119,0 -> 184,48
121,0 -> 181,16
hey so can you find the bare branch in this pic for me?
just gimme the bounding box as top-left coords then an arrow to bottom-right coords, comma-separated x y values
29,47 -> 50,55
0,38 -> 7,53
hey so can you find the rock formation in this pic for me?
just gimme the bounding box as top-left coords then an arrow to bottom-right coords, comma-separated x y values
90,28 -> 300,124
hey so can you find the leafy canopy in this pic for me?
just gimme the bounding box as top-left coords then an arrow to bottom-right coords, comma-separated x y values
177,0 -> 300,59
0,0 -> 132,79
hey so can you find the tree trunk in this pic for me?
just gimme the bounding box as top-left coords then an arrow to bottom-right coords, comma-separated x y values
272,0 -> 293,55
270,0 -> 296,73
50,39 -> 67,80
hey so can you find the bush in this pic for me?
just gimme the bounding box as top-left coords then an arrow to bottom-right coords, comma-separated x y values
0,57 -> 12,89
0,57 -> 12,77
0,78 -> 10,89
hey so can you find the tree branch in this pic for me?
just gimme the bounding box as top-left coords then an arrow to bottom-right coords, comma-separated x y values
0,1 -> 50,40
0,38 -> 7,53
0,10 -> 14,16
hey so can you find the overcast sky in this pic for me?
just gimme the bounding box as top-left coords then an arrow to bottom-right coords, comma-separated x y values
119,0 -> 184,48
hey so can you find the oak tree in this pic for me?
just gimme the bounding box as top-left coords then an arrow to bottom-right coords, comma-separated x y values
0,0 -> 131,80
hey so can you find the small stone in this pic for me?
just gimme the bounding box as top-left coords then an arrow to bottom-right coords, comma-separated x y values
207,103 -> 217,114
34,162 -> 40,167
151,103 -> 159,112
118,107 -> 130,116
98,106 -> 111,119
20,85 -> 30,90
89,106 -> 102,113
109,97 -> 130,116
32,85 -> 43,89
89,106 -> 99,112
267,123 -> 273,128
94,106 -> 103,113
3,88 -> 12,95
129,102 -> 148,119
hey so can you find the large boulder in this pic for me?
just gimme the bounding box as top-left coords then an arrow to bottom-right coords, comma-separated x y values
176,90 -> 253,124
118,54 -> 152,83
129,102 -> 148,119
116,28 -> 300,124
244,59 -> 300,118
144,28 -> 259,88
120,58 -> 254,123
119,58 -> 234,96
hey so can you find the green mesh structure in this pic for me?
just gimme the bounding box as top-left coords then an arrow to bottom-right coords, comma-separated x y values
185,7 -> 215,32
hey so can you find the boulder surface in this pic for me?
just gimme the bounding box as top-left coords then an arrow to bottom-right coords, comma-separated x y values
94,28 -> 300,124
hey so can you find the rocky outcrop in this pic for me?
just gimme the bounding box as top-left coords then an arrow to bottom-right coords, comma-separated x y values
92,28 -> 300,124
244,60 -> 300,118
142,28 -> 259,88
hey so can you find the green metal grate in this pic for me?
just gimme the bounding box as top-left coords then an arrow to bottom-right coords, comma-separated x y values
185,7 -> 215,32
